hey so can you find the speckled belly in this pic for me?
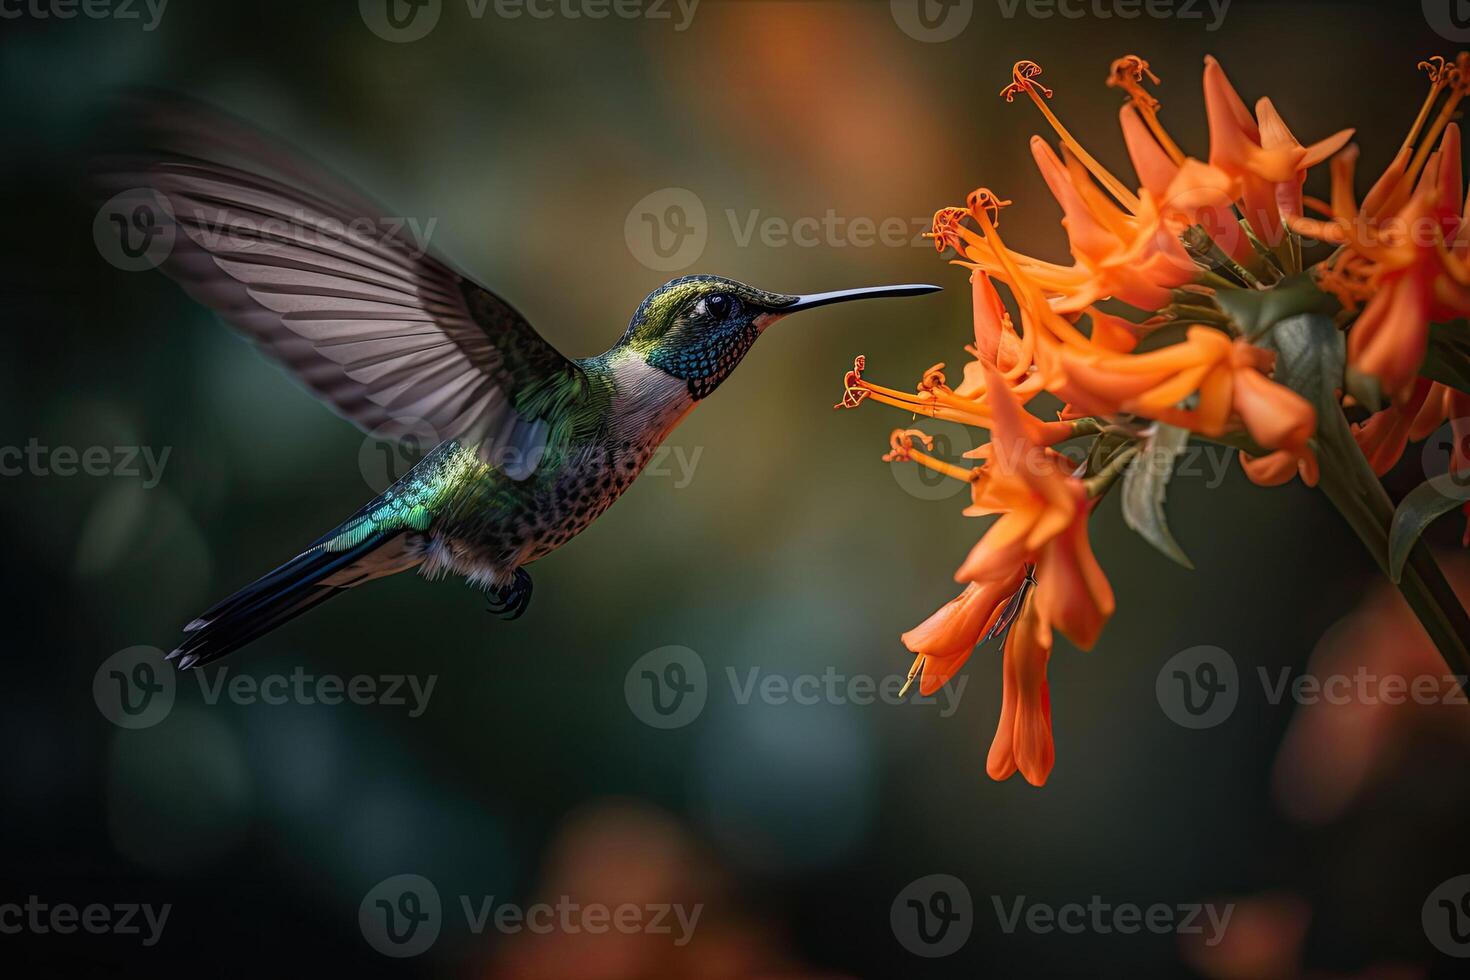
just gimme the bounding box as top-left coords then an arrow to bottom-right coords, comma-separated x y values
434,437 -> 664,575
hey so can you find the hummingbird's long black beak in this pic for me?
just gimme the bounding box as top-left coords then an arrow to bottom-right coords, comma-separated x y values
780,283 -> 942,313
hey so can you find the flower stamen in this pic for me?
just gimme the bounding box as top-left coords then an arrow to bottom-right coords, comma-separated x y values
1003,60 -> 1142,213
1106,54 -> 1186,166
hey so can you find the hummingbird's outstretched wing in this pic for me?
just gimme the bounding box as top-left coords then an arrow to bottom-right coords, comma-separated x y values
94,95 -> 588,479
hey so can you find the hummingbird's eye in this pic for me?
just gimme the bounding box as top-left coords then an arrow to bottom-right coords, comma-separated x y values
703,293 -> 734,319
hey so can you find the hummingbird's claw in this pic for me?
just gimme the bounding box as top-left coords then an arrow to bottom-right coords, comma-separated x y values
485,568 -> 534,621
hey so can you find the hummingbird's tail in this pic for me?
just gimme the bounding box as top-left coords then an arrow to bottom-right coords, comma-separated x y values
168,514 -> 426,670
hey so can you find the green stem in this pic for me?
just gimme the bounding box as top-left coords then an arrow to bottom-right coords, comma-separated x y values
1315,400 -> 1470,679
1084,445 -> 1139,499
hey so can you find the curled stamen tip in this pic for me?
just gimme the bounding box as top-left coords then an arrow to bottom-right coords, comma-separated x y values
1419,55 -> 1449,81
1109,54 -> 1157,84
919,363 -> 949,391
966,188 -> 1012,226
1000,60 -> 1052,102
927,206 -> 969,252
1107,54 -> 1161,108
834,355 -> 869,410
884,427 -> 935,461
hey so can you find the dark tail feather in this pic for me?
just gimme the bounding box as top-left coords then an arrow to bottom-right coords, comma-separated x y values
169,531 -> 406,669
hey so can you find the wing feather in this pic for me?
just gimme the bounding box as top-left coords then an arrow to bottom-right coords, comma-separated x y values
95,96 -> 589,478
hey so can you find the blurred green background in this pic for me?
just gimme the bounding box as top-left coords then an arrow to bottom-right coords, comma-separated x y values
4,0 -> 1470,976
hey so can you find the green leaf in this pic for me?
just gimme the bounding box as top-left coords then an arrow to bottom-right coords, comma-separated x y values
1120,423 -> 1194,569
1261,312 -> 1345,420
1214,274 -> 1339,340
1422,320 -> 1470,397
1388,473 -> 1470,582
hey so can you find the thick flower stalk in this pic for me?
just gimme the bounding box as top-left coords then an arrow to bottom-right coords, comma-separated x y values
839,54 -> 1470,786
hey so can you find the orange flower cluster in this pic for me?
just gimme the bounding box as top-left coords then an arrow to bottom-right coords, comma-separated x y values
840,54 -> 1470,786
1293,55 -> 1470,402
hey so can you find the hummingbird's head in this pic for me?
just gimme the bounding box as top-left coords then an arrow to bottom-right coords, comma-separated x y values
620,275 -> 941,399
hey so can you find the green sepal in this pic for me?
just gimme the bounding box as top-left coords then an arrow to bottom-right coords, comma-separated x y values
1214,274 -> 1339,340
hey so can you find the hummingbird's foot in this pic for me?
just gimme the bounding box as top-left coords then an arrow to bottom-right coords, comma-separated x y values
485,568 -> 533,620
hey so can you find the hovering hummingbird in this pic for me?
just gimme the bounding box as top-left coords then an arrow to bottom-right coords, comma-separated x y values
98,101 -> 940,668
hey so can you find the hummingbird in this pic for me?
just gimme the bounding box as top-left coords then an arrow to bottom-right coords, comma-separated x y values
97,99 -> 940,668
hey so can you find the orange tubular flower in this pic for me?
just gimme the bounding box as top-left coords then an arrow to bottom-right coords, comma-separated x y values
1119,105 -> 1249,263
987,590 -> 1053,785
1040,326 -> 1318,480
1025,136 -> 1197,313
1203,55 -> 1354,245
901,565 -> 1028,697
956,367 -> 1114,647
951,368 -> 1114,786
